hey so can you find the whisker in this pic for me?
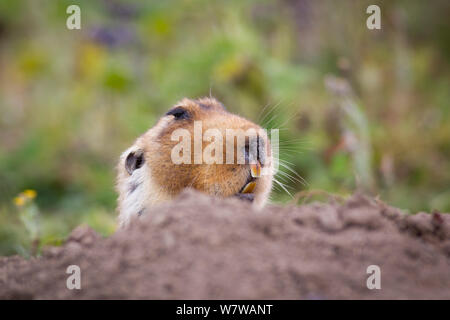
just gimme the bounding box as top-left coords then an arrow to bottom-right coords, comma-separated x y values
260,99 -> 285,126
264,112 -> 282,129
278,147 -> 302,152
276,170 -> 303,185
273,178 -> 293,197
278,161 -> 308,186
276,105 -> 299,129
280,138 -> 311,145
257,101 -> 274,123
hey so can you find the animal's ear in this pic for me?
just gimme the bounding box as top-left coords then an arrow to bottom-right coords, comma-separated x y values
165,106 -> 190,120
125,150 -> 145,175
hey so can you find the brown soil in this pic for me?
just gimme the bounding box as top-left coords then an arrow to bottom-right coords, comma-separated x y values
1,190 -> 449,299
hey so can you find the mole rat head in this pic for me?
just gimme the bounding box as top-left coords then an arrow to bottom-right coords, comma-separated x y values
117,97 -> 274,225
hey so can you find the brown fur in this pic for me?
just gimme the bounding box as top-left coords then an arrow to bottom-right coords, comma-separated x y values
116,97 -> 273,226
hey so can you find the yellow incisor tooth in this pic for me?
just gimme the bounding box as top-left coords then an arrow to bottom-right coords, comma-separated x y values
250,162 -> 261,178
241,181 -> 256,194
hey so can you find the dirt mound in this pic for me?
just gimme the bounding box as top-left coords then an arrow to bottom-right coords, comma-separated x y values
1,190 -> 449,299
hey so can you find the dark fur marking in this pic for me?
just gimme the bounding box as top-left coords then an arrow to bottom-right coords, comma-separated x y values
234,193 -> 254,202
166,106 -> 190,120
128,181 -> 141,194
197,102 -> 211,110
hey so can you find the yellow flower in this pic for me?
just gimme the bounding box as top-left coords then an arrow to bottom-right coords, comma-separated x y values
14,196 -> 26,207
23,189 -> 37,199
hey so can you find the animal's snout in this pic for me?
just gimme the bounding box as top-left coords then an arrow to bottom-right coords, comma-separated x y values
244,135 -> 267,166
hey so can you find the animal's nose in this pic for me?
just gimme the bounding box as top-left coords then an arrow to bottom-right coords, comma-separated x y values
244,135 -> 266,166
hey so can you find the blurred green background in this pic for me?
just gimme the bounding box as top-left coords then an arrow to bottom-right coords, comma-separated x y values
0,0 -> 449,256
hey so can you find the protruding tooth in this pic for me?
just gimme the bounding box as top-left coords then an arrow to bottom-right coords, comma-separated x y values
241,181 -> 256,194
250,162 -> 261,178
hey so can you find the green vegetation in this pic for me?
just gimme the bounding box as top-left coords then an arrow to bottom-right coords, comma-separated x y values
0,0 -> 449,255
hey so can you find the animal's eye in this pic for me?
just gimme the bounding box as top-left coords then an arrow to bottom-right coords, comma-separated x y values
166,107 -> 190,120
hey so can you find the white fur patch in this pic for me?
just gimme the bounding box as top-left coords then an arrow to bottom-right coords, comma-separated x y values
117,117 -> 173,227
